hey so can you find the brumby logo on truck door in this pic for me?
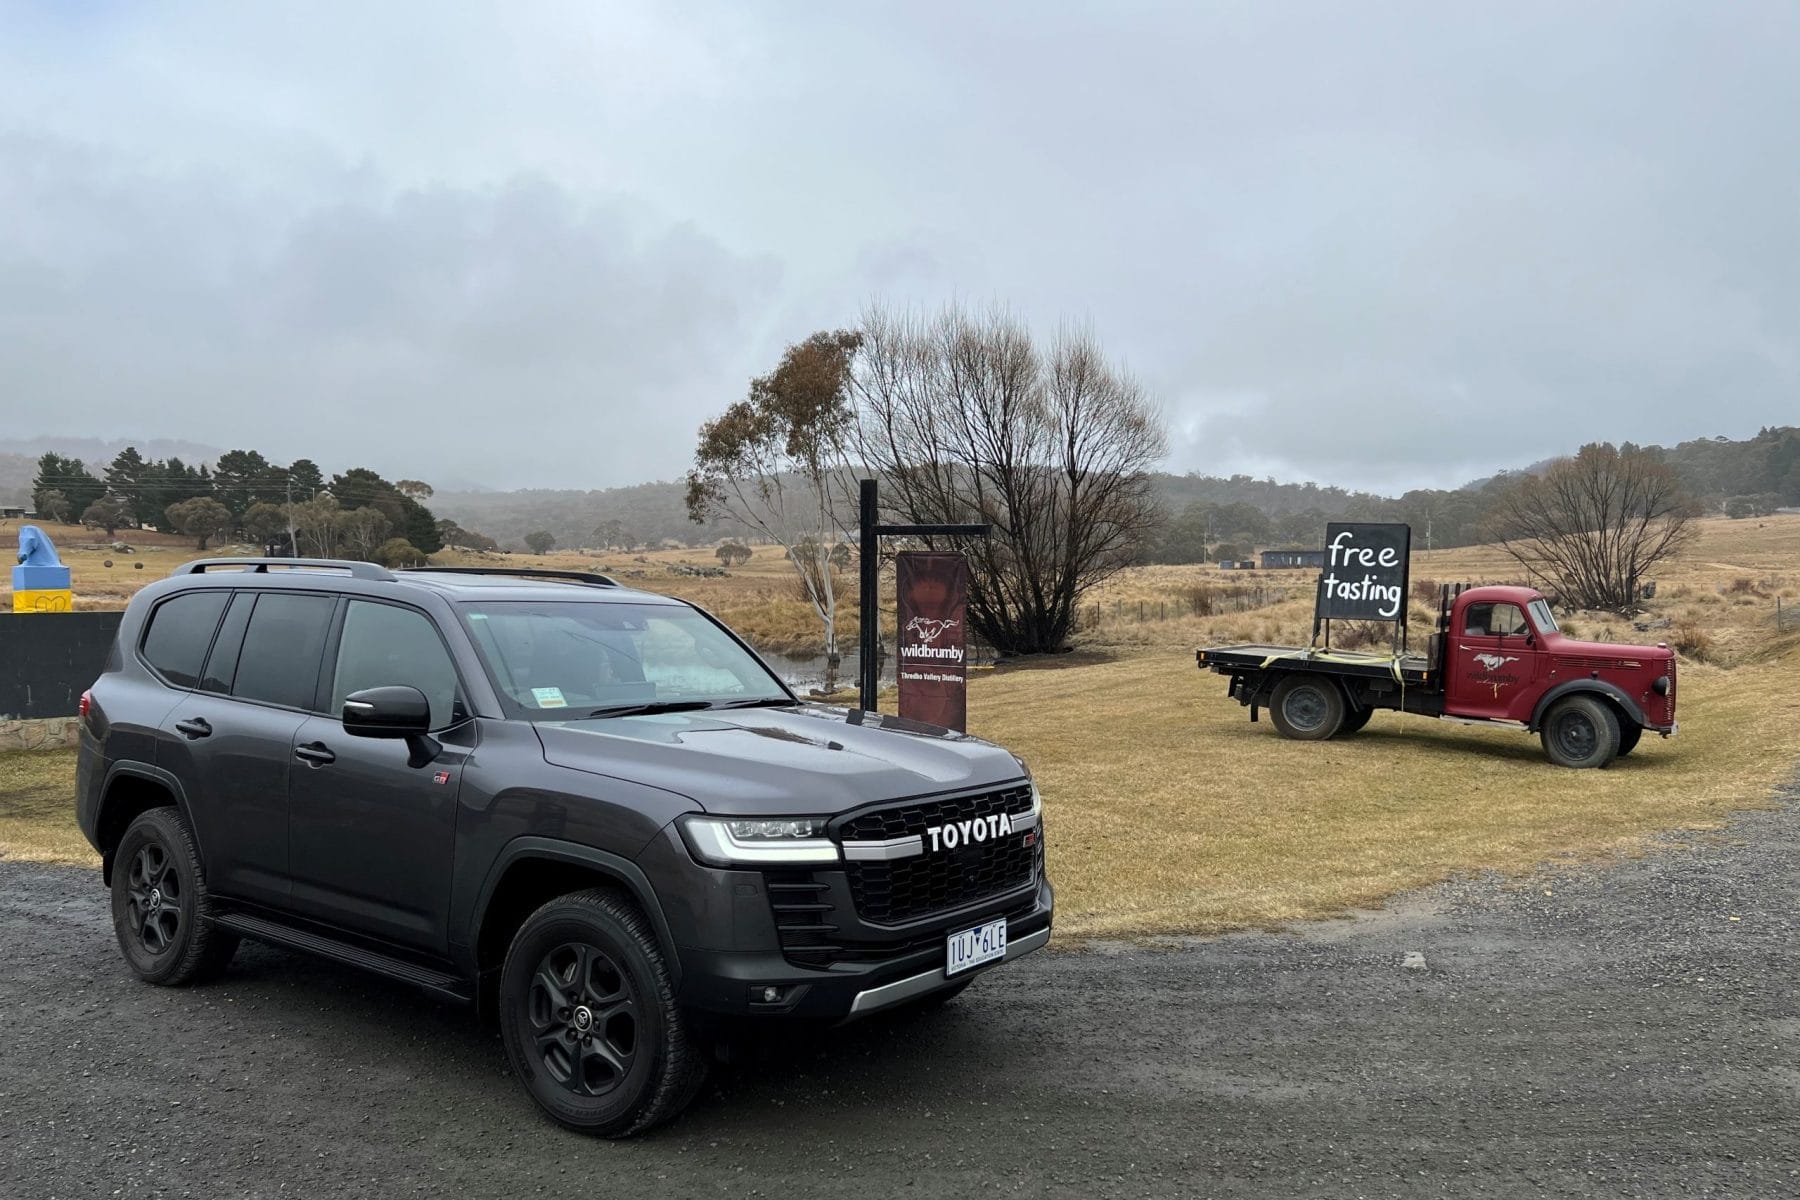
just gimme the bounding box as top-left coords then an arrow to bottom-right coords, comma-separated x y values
926,812 -> 1015,852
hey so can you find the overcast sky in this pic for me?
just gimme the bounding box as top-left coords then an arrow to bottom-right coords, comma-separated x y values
3,2 -> 1796,494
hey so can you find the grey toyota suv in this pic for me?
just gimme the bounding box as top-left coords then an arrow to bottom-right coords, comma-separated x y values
75,558 -> 1052,1136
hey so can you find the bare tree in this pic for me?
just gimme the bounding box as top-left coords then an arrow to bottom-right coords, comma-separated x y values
1491,442 -> 1697,611
848,303 -> 1166,654
335,506 -> 392,562
286,496 -> 342,558
687,331 -> 860,684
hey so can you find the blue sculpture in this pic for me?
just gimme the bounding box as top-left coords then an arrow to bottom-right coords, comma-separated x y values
18,524 -> 62,568
13,524 -> 72,610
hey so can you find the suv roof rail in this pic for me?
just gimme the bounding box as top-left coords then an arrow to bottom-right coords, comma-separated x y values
174,557 -> 396,580
396,566 -> 620,588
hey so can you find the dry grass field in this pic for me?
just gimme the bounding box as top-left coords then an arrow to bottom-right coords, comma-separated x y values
3,514 -> 1797,939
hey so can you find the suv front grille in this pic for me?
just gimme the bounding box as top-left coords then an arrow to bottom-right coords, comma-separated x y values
764,783 -> 1042,966
837,784 -> 1032,841
839,784 -> 1037,926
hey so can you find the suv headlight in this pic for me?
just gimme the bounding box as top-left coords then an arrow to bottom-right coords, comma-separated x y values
678,815 -> 840,867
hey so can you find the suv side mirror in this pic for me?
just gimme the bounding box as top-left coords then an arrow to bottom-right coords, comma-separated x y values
342,686 -> 432,738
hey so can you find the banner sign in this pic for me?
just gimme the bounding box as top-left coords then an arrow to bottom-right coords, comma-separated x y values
1318,522 -> 1412,623
895,551 -> 970,731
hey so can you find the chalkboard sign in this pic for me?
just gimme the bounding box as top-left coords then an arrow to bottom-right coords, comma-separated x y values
1317,522 -> 1412,623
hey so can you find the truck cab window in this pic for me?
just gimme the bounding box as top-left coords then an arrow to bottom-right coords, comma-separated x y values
1466,602 -> 1527,638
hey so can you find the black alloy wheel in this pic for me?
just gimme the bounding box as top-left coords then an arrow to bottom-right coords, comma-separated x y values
109,807 -> 238,985
499,889 -> 705,1137
528,942 -> 641,1099
125,841 -> 183,955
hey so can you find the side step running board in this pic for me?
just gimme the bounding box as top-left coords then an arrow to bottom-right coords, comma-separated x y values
213,912 -> 472,1004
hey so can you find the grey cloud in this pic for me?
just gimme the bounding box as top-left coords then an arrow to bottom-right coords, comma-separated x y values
1,135 -> 778,488
2,2 -> 1797,494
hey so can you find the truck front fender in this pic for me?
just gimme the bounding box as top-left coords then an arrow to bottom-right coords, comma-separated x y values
1529,680 -> 1648,733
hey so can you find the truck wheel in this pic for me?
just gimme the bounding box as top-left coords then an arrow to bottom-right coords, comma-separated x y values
1540,696 -> 1620,769
1269,675 -> 1346,741
110,807 -> 239,986
499,889 -> 706,1138
1616,723 -> 1643,757
1335,707 -> 1373,736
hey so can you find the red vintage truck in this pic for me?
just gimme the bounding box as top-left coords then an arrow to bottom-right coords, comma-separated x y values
1196,584 -> 1677,768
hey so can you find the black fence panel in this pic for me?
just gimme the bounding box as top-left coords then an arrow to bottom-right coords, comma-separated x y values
0,612 -> 124,719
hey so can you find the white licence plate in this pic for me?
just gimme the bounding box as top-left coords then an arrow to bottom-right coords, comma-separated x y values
946,918 -> 1008,976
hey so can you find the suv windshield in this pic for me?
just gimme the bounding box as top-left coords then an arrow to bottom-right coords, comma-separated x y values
459,600 -> 789,716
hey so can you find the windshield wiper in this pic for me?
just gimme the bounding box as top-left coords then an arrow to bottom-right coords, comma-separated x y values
583,700 -> 717,719
710,697 -> 795,710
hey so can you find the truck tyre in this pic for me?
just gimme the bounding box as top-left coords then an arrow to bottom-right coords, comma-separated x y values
1335,707 -> 1373,736
110,807 -> 239,986
499,889 -> 706,1138
1540,695 -> 1621,769
1269,675 -> 1346,741
1615,723 -> 1643,757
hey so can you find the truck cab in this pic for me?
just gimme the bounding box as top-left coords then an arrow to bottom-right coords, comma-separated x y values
1438,585 -> 1677,744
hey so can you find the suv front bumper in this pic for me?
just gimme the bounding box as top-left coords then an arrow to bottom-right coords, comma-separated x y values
670,875 -> 1053,1021
636,823 -> 1053,1021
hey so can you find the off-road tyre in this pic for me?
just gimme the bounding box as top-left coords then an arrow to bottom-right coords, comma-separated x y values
1269,674 -> 1346,741
1540,695 -> 1621,769
1615,723 -> 1643,758
1335,706 -> 1374,736
499,888 -> 706,1138
110,807 -> 239,986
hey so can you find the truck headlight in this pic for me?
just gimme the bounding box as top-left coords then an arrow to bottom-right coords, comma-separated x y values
678,815 -> 840,867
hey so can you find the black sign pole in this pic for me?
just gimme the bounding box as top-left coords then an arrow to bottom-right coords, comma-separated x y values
856,478 -> 989,713
858,479 -> 880,711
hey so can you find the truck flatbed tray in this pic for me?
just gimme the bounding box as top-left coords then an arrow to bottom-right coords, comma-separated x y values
1196,644 -> 1433,684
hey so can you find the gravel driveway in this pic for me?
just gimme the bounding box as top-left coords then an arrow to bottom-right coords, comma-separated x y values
3,782 -> 1796,1199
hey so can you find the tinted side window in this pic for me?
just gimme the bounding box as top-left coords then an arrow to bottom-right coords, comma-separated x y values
200,593 -> 254,693
140,591 -> 230,688
330,601 -> 460,729
232,594 -> 336,710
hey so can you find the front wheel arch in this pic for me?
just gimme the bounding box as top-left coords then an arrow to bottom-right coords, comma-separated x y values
471,839 -> 683,1010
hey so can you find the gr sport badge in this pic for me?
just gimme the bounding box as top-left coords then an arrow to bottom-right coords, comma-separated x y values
432,770 -> 451,785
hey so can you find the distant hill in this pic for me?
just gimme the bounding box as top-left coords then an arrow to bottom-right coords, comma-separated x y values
7,427 -> 1794,553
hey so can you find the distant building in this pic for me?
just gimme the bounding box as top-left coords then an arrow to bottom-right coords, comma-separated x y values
1260,548 -> 1325,569
1,506 -> 30,521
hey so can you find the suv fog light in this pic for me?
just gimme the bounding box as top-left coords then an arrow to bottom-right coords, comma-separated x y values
750,984 -> 789,1005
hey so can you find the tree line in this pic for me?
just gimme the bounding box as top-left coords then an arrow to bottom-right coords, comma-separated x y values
29,448 -> 495,564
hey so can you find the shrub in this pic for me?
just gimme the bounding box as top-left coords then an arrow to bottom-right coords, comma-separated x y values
375,538 -> 427,568
1670,619 -> 1714,662
1332,621 -> 1397,651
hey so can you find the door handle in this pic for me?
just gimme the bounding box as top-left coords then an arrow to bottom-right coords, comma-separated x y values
294,742 -> 337,766
175,718 -> 212,740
